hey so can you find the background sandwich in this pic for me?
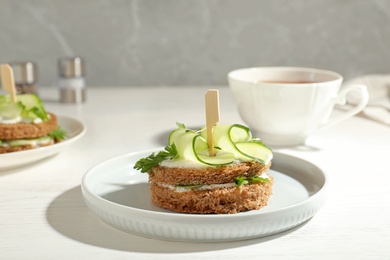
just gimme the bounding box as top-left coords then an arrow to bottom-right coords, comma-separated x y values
0,94 -> 66,153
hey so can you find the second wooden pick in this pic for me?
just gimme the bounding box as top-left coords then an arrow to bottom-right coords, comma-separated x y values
0,64 -> 17,103
205,89 -> 220,157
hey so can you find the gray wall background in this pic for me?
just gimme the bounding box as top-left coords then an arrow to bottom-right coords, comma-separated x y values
1,0 -> 390,87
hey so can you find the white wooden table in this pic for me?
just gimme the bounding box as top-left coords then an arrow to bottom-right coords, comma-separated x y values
1,86 -> 389,259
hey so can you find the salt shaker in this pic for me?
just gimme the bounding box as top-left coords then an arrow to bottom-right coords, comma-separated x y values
9,61 -> 38,95
58,57 -> 86,103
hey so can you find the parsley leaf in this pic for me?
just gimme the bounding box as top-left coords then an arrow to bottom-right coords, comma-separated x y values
248,176 -> 270,183
48,127 -> 67,141
176,122 -> 186,129
29,107 -> 49,121
234,175 -> 270,187
234,177 -> 249,186
133,144 -> 178,173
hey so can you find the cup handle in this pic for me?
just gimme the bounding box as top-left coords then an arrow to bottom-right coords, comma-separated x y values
318,84 -> 369,130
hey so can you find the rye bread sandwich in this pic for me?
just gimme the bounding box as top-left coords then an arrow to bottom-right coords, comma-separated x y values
0,94 -> 66,153
134,123 -> 273,214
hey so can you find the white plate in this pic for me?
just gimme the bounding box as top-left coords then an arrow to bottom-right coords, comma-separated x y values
82,149 -> 328,242
0,116 -> 86,170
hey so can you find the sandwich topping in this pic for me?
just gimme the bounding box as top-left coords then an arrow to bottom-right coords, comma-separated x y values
0,94 -> 49,124
0,94 -> 67,151
134,122 -> 273,172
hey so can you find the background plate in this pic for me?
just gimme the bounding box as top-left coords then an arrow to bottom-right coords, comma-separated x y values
0,116 -> 86,170
82,149 -> 328,242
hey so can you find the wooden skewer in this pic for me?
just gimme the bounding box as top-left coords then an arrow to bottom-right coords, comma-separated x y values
205,89 -> 220,157
1,64 -> 17,102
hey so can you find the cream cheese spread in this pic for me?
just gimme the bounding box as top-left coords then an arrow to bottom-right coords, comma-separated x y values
0,116 -> 22,124
156,173 -> 270,192
0,115 -> 46,124
0,137 -> 54,148
160,159 -> 242,169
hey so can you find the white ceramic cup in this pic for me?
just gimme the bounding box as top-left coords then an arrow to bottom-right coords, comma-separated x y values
228,67 -> 369,146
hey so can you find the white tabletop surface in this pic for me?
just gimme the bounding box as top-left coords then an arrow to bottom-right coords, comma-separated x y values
1,86 -> 389,260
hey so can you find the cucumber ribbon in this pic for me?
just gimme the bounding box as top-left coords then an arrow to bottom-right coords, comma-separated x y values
0,94 -> 49,121
168,124 -> 273,166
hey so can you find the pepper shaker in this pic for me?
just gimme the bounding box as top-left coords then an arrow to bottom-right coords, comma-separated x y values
58,57 -> 86,103
9,61 -> 38,95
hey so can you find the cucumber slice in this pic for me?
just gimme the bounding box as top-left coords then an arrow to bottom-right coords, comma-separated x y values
0,102 -> 23,118
16,94 -> 43,110
192,133 -> 208,152
235,141 -> 273,164
195,149 -> 235,166
0,94 -> 49,121
229,124 -> 252,142
170,129 -> 199,162
202,124 -> 246,159
192,135 -> 235,166
168,128 -> 186,145
180,132 -> 200,162
17,94 -> 48,121
0,95 -> 8,103
169,128 -> 234,166
5,136 -> 52,147
201,124 -> 272,163
168,123 -> 272,166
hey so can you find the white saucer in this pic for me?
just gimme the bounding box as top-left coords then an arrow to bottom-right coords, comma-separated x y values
0,116 -> 86,170
82,149 -> 328,242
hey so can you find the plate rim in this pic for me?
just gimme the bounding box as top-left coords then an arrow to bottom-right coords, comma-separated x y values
82,148 -> 328,219
0,115 -> 86,166
82,148 -> 329,241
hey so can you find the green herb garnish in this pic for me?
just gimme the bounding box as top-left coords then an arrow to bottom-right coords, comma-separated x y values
234,176 -> 270,187
247,176 -> 270,183
28,106 -> 49,121
133,144 -> 178,173
48,127 -> 67,141
234,177 -> 249,186
176,122 -> 186,129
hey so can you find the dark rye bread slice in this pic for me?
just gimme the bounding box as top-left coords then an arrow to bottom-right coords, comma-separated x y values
150,176 -> 273,214
0,113 -> 58,140
148,161 -> 272,186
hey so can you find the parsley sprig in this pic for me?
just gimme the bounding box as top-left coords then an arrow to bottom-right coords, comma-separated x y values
48,127 -> 67,141
133,144 -> 178,173
234,176 -> 270,186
